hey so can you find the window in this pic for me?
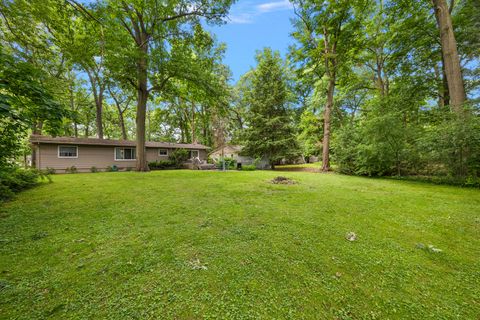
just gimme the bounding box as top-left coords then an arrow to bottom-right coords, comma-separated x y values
159,149 -> 168,156
58,145 -> 78,158
115,147 -> 136,160
189,150 -> 199,159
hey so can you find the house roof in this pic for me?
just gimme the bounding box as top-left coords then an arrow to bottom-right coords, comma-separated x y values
30,135 -> 209,150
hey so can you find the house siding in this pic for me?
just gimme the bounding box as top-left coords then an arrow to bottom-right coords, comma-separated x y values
36,144 -> 207,173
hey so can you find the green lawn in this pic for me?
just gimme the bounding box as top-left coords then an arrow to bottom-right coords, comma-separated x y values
1,171 -> 479,319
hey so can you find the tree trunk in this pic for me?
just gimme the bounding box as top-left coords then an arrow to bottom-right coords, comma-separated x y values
191,102 -> 196,143
322,76 -> 335,172
31,121 -> 43,168
432,0 -> 466,113
86,70 -> 104,139
135,45 -> 149,172
119,113 -> 127,140
69,82 -> 78,137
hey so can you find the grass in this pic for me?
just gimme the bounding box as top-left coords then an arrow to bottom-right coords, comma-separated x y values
0,170 -> 479,319
276,162 -> 321,169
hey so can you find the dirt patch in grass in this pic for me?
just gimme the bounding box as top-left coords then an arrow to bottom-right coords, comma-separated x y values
270,176 -> 297,185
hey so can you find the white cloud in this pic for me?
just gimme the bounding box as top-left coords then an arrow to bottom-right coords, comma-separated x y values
228,13 -> 255,24
256,0 -> 293,13
227,0 -> 293,24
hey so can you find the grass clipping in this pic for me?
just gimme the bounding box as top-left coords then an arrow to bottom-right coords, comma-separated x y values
271,176 -> 297,185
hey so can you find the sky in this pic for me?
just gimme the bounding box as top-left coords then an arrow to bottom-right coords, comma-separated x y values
206,0 -> 296,83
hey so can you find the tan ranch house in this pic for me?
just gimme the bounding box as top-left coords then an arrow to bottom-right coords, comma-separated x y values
30,135 -> 208,173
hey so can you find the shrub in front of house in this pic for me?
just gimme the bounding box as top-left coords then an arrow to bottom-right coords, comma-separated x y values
216,157 -> 236,170
45,167 -> 56,174
242,164 -> 256,171
148,160 -> 176,170
90,166 -> 98,173
65,166 -> 77,174
106,165 -> 118,172
168,149 -> 189,168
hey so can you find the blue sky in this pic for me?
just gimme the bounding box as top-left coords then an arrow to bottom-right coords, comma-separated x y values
206,0 -> 296,83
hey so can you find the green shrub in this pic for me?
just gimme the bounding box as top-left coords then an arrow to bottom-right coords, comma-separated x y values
0,184 -> 14,201
148,160 -> 176,170
125,167 -> 133,172
45,167 -> 56,174
242,164 -> 256,171
0,168 -> 45,201
65,166 -> 77,174
168,149 -> 189,167
90,166 -> 98,173
106,165 -> 118,172
216,157 -> 237,170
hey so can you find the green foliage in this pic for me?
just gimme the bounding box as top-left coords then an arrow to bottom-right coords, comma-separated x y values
0,51 -> 65,167
106,165 -> 118,172
65,166 -> 77,174
242,48 -> 299,167
168,149 -> 189,167
297,109 -> 323,158
0,168 -> 42,201
241,164 -> 256,171
90,166 -> 98,173
333,109 -> 480,183
45,167 -> 56,175
216,157 -> 236,170
148,160 -> 176,170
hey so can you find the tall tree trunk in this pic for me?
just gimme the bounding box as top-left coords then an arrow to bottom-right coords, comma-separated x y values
119,113 -> 127,140
86,70 -> 104,139
432,0 -> 466,113
30,121 -> 43,168
69,82 -> 78,137
108,86 -> 129,140
441,55 -> 450,107
135,44 -> 149,171
191,102 -> 196,143
322,76 -> 335,172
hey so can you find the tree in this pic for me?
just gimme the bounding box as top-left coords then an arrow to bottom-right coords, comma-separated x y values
431,0 -> 466,113
103,0 -> 234,171
0,51 -> 65,167
291,0 -> 366,171
242,48 -> 298,170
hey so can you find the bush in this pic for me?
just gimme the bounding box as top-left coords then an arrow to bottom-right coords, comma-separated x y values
90,166 -> 98,173
0,168 -> 46,201
216,157 -> 237,170
45,167 -> 56,174
168,149 -> 189,167
148,160 -> 176,170
126,167 -> 133,172
65,166 -> 77,174
106,165 -> 118,172
242,164 -> 256,171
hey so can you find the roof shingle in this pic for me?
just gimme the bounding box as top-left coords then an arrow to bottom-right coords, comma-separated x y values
30,135 -> 209,150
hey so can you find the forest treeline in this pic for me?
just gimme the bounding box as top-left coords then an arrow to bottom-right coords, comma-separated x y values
1,0 -> 479,183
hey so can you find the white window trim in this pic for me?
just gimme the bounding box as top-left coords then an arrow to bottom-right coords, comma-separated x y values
114,147 -> 136,161
58,145 -> 78,159
189,150 -> 200,159
158,149 -> 169,156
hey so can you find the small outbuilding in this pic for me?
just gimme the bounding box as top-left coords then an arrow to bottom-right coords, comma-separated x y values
209,144 -> 269,169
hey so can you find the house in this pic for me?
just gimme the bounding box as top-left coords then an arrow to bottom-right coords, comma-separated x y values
30,135 -> 208,173
209,144 -> 270,169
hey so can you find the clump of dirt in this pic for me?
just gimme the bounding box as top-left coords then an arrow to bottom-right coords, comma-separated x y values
271,176 -> 296,185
